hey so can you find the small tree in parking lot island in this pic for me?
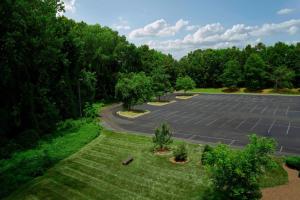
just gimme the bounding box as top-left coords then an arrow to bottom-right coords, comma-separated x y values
153,123 -> 173,151
115,72 -> 153,110
176,76 -> 196,93
151,67 -> 172,101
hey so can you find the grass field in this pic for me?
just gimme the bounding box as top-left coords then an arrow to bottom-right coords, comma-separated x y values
0,119 -> 100,198
189,88 -> 300,95
7,129 -> 288,200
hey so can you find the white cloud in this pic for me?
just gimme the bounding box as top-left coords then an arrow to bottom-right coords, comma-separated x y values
186,25 -> 199,31
142,19 -> 300,58
113,17 -> 131,31
129,19 -> 188,39
277,8 -> 294,15
63,0 -> 76,13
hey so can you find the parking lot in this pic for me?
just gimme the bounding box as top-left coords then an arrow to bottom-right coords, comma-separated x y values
109,94 -> 300,155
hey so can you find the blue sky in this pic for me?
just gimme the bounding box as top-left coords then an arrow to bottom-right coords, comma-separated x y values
63,0 -> 300,58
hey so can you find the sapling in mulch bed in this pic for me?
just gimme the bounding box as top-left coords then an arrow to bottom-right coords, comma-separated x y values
152,123 -> 173,153
173,143 -> 188,162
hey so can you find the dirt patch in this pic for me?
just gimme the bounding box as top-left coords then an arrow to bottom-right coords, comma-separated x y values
169,157 -> 189,164
262,165 -> 300,200
154,149 -> 172,156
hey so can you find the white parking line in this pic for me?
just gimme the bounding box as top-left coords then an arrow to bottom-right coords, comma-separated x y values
250,118 -> 261,131
267,120 -> 276,134
279,146 -> 283,153
235,119 -> 246,129
273,106 -> 279,116
286,122 -> 291,135
285,106 -> 290,116
229,140 -> 235,146
249,105 -> 258,113
261,106 -> 268,114
206,118 -> 218,126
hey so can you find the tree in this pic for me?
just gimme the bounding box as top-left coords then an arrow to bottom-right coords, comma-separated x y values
153,123 -> 173,151
151,67 -> 172,101
271,66 -> 295,90
244,54 -> 268,90
115,72 -> 153,110
176,76 -> 196,93
220,60 -> 243,89
203,134 -> 276,200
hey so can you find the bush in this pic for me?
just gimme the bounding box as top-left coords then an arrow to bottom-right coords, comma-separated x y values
153,123 -> 173,151
201,144 -> 213,165
83,102 -> 100,121
56,119 -> 81,132
173,143 -> 188,162
285,156 -> 300,170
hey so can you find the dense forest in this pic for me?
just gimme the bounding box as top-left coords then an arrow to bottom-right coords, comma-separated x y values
1,0 -> 300,159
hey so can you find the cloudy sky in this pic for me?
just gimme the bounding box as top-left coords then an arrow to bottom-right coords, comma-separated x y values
63,0 -> 300,59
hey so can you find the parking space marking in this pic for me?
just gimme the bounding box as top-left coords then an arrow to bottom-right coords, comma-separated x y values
249,118 -> 260,130
279,146 -> 283,153
249,105 -> 258,113
267,120 -> 276,134
273,106 -> 279,115
286,122 -> 291,135
261,106 -> 268,114
229,140 -> 235,146
206,118 -> 219,126
235,119 -> 246,129
285,106 -> 290,116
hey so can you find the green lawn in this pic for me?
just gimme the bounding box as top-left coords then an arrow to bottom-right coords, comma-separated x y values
6,129 -> 288,200
0,119 -> 100,199
190,88 -> 300,95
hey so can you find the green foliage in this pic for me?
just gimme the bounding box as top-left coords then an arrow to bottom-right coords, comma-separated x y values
244,54 -> 268,90
201,144 -> 213,165
0,119 -> 100,199
152,123 -> 173,151
285,156 -> 300,170
115,72 -> 153,110
203,134 -> 276,200
176,76 -> 196,93
271,66 -> 295,89
83,102 -> 101,120
173,143 -> 188,162
151,67 -> 172,101
220,60 -> 243,88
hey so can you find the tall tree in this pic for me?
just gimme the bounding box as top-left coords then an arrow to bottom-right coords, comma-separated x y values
220,60 -> 243,89
244,54 -> 268,90
271,66 -> 295,90
115,73 -> 153,110
151,67 -> 172,101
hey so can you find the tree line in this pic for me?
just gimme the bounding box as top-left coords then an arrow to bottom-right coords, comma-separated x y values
1,0 -> 300,158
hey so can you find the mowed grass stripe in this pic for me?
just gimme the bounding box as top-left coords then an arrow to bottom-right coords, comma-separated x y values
51,167 -> 126,200
72,157 -> 188,195
59,166 -> 152,200
78,147 -> 201,183
68,159 -> 181,199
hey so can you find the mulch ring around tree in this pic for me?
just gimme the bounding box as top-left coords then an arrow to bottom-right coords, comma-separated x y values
262,165 -> 300,200
169,157 -> 189,164
154,149 -> 172,156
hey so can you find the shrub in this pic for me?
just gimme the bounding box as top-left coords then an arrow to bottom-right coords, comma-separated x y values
83,102 -> 100,120
201,144 -> 213,165
56,119 -> 81,132
203,134 -> 276,200
153,123 -> 173,151
285,156 -> 300,170
173,143 -> 188,162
